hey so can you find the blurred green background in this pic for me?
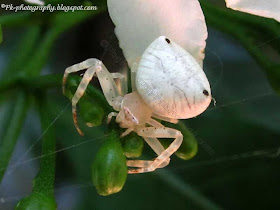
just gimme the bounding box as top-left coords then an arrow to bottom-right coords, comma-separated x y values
0,0 -> 280,209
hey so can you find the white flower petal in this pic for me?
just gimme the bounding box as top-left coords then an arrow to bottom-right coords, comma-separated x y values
225,0 -> 280,22
107,0 -> 207,67
24,0 -> 45,6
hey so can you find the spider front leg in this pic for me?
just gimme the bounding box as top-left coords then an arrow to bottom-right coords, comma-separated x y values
111,73 -> 127,96
128,127 -> 183,174
62,58 -> 126,136
127,120 -> 170,169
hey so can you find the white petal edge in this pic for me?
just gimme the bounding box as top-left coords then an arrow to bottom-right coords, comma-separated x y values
107,0 -> 208,67
24,0 -> 45,6
225,0 -> 280,22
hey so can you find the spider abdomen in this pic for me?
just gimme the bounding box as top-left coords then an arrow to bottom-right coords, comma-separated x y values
136,36 -> 211,119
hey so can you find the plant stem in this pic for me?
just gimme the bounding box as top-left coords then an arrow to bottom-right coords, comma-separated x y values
32,94 -> 56,196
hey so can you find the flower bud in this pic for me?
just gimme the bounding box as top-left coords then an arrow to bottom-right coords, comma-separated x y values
64,76 -> 105,127
91,129 -> 127,196
122,132 -> 144,158
79,97 -> 105,127
63,76 -> 79,100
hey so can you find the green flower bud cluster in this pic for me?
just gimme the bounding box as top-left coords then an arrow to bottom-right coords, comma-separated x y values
64,77 -> 198,196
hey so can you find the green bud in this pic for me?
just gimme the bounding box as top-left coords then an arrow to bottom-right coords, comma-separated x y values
16,192 -> 56,210
63,76 -> 80,100
64,76 -> 105,127
91,129 -> 127,196
122,132 -> 144,158
79,96 -> 105,127
161,121 -> 198,160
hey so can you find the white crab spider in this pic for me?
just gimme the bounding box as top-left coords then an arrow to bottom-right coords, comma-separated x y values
62,36 -> 211,174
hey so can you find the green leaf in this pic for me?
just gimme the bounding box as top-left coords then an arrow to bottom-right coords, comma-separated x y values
0,92 -> 29,182
0,26 -> 41,94
91,129 -> 127,196
266,65 -> 280,95
0,12 -> 34,27
3,26 -> 41,76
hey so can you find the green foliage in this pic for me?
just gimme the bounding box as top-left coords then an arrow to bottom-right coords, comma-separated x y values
122,132 -> 144,158
32,96 -> 56,195
16,95 -> 57,208
0,12 -> 34,27
0,93 -> 29,182
15,192 -> 56,210
0,24 -> 2,45
266,65 -> 280,94
3,26 -> 41,77
91,129 -> 128,196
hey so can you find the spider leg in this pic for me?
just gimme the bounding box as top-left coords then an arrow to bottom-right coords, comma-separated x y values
120,127 -> 134,137
111,73 -> 128,96
70,65 -> 100,136
107,112 -> 118,124
130,63 -> 137,91
62,58 -> 98,94
151,113 -> 178,124
127,120 -> 169,169
127,159 -> 168,169
128,127 -> 183,174
147,118 -> 164,128
63,58 -> 125,135
126,136 -> 170,169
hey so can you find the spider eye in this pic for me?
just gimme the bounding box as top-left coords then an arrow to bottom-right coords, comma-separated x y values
165,38 -> 171,44
203,90 -> 209,96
